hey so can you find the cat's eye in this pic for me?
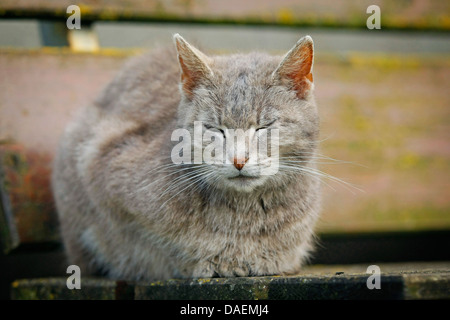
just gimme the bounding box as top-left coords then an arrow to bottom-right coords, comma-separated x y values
256,119 -> 277,131
204,124 -> 225,138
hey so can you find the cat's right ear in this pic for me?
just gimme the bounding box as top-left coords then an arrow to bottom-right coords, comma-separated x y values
173,34 -> 214,99
273,36 -> 314,99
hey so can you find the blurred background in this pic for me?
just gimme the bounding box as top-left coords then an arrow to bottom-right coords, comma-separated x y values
0,0 -> 449,299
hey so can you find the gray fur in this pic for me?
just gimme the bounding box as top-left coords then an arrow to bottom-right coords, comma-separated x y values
52,34 -> 321,280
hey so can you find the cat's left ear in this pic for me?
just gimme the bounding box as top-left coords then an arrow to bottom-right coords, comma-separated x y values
273,36 -> 314,99
173,34 -> 214,99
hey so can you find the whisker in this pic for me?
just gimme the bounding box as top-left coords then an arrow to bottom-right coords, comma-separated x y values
157,167 -> 212,199
278,165 -> 337,192
136,163 -> 209,193
278,164 -> 363,194
280,152 -> 367,168
159,171 -> 216,209
281,159 -> 358,166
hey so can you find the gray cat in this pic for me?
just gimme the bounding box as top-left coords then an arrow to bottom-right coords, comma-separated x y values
52,34 -> 321,280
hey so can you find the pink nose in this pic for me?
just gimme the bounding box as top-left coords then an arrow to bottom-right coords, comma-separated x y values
233,157 -> 249,170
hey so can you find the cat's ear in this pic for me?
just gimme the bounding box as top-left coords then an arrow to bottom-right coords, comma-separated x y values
273,36 -> 314,99
173,34 -> 213,98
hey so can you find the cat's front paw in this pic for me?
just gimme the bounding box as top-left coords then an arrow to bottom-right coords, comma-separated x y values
191,262 -> 217,278
216,263 -> 250,277
212,258 -> 251,277
191,260 -> 251,278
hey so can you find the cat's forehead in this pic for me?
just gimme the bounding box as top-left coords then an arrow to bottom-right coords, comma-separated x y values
211,54 -> 279,102
217,82 -> 277,129
212,52 -> 279,82
205,53 -> 281,128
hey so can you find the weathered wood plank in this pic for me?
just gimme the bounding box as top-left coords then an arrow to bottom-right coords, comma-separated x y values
0,50 -> 127,252
0,144 -> 58,252
0,0 -> 449,30
0,45 -> 449,251
10,262 -> 450,300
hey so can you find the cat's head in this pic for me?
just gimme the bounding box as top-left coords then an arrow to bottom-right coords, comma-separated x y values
172,34 -> 319,193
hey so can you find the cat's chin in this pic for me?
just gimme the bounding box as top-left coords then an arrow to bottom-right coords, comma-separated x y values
224,175 -> 265,192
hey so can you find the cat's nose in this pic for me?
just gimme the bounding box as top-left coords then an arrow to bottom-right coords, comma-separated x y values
233,157 -> 249,170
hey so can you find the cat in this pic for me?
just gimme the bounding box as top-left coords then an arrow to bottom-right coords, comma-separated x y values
52,34 -> 321,280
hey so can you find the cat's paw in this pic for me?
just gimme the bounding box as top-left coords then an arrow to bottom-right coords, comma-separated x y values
215,260 -> 251,277
191,262 -> 217,278
191,260 -> 251,278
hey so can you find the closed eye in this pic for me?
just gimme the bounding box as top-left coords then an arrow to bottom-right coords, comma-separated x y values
204,124 -> 225,137
256,119 -> 277,131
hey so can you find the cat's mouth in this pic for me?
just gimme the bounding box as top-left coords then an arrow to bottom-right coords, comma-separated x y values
226,174 -> 264,191
228,175 -> 259,182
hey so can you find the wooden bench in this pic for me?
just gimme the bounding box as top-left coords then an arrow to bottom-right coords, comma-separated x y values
1,0 -> 449,300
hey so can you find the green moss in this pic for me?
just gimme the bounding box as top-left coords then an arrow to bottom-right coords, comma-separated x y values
394,152 -> 436,171
352,203 -> 450,232
0,6 -> 449,31
338,95 -> 371,133
277,9 -> 295,25
250,280 -> 270,300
